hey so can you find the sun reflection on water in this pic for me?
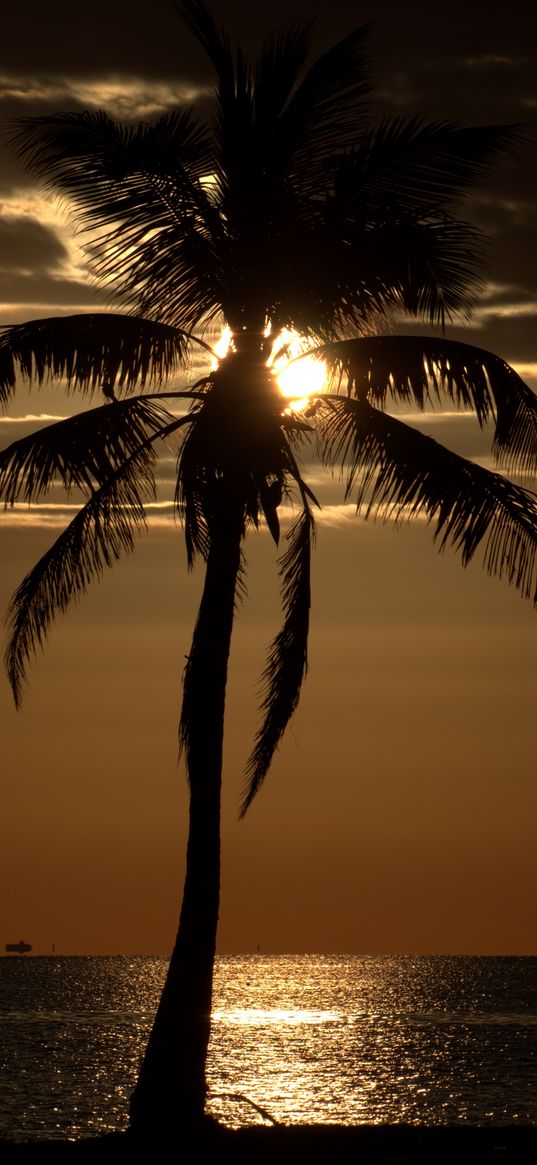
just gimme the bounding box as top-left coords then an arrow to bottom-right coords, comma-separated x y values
212,1007 -> 342,1026
1,955 -> 536,1139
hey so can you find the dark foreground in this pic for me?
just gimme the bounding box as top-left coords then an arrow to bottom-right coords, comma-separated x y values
2,1125 -> 537,1164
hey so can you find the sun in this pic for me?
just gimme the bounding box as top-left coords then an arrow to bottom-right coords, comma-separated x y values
210,325 -> 328,408
271,329 -> 328,408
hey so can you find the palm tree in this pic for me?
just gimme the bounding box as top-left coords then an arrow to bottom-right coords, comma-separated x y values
1,0 -> 537,1137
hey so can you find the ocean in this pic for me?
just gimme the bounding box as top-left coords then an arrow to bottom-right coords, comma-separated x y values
1,955 -> 536,1141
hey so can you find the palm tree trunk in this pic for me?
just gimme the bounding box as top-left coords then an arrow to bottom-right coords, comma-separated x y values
129,497 -> 243,1136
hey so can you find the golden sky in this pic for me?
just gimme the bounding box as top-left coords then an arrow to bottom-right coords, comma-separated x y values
1,0 -> 536,955
2,405 -> 536,954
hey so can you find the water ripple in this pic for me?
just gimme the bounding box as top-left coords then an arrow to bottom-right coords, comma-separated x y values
1,955 -> 536,1139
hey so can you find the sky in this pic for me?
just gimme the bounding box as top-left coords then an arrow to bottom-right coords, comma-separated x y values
1,0 -> 536,956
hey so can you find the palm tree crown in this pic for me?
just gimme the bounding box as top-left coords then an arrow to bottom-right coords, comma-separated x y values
1,0 -> 536,1136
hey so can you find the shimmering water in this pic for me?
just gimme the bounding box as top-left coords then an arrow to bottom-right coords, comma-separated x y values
1,955 -> 536,1140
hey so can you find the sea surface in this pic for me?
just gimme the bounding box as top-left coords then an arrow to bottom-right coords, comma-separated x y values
0,955 -> 536,1141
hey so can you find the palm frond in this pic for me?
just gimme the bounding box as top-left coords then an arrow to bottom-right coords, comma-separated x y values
358,215 -> 487,328
9,112 -> 226,328
0,314 -> 203,408
241,506 -> 315,816
283,23 -> 372,171
174,0 -> 235,98
267,209 -> 487,340
331,118 -> 524,215
254,21 -> 313,130
9,107 -> 214,192
320,336 -> 537,473
318,397 -> 537,603
319,121 -> 524,329
4,409 -> 192,706
175,0 -> 254,242
174,401 -> 215,566
0,396 -> 181,504
5,450 -> 152,707
175,469 -> 211,567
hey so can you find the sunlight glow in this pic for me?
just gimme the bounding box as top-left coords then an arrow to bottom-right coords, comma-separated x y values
210,324 -> 328,406
211,326 -> 233,366
212,1007 -> 342,1026
271,328 -> 328,407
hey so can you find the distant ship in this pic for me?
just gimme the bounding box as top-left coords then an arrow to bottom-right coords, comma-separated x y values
5,940 -> 32,954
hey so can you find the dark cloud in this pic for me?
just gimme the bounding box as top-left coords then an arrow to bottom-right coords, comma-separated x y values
466,195 -> 537,299
374,53 -> 536,123
0,218 -> 68,273
1,0 -> 535,88
461,314 -> 537,366
0,1 -> 186,81
0,272 -> 107,306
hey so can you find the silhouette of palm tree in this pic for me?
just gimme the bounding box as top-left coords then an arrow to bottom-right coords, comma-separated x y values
1,0 -> 537,1136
